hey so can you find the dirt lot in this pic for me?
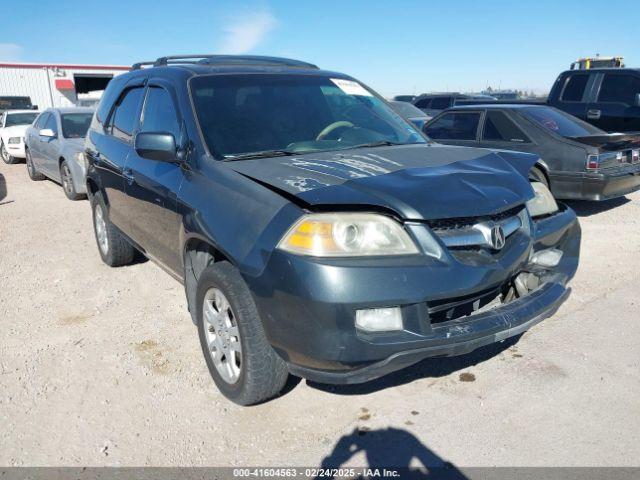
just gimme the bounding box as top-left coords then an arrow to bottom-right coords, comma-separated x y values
1,159 -> 639,468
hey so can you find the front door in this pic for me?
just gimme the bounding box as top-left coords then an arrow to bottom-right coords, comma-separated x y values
424,110 -> 482,148
123,83 -> 185,275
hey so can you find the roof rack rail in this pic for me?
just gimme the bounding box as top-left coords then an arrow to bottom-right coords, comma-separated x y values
131,55 -> 318,70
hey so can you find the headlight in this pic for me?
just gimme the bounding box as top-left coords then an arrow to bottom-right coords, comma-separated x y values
526,182 -> 558,218
277,213 -> 420,257
8,137 -> 21,144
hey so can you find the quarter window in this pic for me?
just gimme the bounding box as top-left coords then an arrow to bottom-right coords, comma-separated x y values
482,111 -> 529,142
598,74 -> 640,105
109,87 -> 145,142
424,112 -> 481,141
140,87 -> 181,140
561,75 -> 588,102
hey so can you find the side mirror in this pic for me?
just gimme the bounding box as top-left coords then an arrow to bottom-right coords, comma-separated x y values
39,128 -> 55,138
135,132 -> 178,162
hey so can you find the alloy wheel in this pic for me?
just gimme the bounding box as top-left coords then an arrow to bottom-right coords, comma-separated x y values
94,204 -> 109,255
1,144 -> 8,163
61,164 -> 73,195
203,288 -> 242,384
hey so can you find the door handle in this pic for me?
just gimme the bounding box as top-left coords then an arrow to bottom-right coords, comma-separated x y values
587,109 -> 601,120
123,167 -> 135,185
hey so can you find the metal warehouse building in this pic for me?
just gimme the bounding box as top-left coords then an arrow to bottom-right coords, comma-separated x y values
0,62 -> 130,109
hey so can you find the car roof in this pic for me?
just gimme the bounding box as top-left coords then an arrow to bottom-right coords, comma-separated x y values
46,107 -> 95,114
560,68 -> 640,74
448,103 -> 543,111
4,109 -> 38,114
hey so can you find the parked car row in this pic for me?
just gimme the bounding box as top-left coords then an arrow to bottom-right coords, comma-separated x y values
13,55 -> 640,407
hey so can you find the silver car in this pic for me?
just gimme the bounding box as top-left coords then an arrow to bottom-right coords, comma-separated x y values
24,107 -> 94,200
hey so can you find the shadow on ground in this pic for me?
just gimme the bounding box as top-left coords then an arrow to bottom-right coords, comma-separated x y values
565,197 -> 630,217
0,173 -> 6,202
308,335 -> 520,396
320,427 -> 467,478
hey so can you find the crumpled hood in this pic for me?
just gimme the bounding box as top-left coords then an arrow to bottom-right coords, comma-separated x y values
226,143 -> 537,220
1,124 -> 29,139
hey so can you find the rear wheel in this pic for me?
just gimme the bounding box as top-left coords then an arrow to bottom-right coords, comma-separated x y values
196,261 -> 289,405
529,165 -> 549,188
91,191 -> 135,267
1,142 -> 18,164
25,148 -> 45,181
60,160 -> 83,200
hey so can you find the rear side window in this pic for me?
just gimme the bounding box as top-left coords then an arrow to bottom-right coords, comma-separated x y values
482,111 -> 529,142
414,98 -> 432,109
425,112 -> 481,140
140,87 -> 181,140
109,87 -> 144,142
598,74 -> 640,105
431,97 -> 452,110
561,75 -> 588,102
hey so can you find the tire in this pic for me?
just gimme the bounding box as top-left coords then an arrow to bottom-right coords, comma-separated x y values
196,261 -> 289,405
60,160 -> 83,200
25,148 -> 45,181
90,191 -> 135,267
528,165 -> 549,189
1,142 -> 19,164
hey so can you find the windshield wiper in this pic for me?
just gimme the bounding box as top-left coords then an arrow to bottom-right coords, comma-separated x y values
224,149 -> 297,161
336,140 -> 417,151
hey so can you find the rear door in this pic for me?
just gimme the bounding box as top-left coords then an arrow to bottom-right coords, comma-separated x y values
123,82 -> 185,274
551,72 -> 591,123
94,82 -> 146,234
424,110 -> 482,147
40,113 -> 61,179
588,72 -> 640,132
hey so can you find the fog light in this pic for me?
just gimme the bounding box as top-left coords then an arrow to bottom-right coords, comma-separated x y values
355,307 -> 403,332
530,248 -> 563,268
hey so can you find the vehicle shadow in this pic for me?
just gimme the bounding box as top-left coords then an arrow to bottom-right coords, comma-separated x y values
565,197 -> 630,217
319,427 -> 467,478
307,335 -> 520,396
0,173 -> 6,202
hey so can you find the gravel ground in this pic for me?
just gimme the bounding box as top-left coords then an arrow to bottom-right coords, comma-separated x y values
1,159 -> 639,468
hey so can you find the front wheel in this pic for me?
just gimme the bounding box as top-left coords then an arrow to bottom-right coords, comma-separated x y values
60,160 -> 83,200
25,148 -> 45,180
196,261 -> 289,405
91,192 -> 135,267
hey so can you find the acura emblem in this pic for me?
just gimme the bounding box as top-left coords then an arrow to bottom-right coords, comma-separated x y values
490,225 -> 506,250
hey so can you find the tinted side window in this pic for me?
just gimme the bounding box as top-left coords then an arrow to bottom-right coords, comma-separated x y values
598,74 -> 640,104
425,112 -> 481,140
110,87 -> 144,142
140,87 -> 181,139
482,111 -> 529,142
414,98 -> 432,109
431,97 -> 452,110
44,113 -> 58,135
561,75 -> 588,102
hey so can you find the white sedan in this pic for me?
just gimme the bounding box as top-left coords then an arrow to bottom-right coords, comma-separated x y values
0,110 -> 40,164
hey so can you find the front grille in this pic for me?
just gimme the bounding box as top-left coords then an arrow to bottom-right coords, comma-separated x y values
425,205 -> 523,231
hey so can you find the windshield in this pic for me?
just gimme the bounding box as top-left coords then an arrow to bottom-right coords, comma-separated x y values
0,97 -> 32,110
521,106 -> 601,137
190,74 -> 425,158
5,112 -> 38,127
61,113 -> 93,138
390,101 -> 426,118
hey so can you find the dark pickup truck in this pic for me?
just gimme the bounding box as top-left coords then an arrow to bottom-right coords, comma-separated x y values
547,68 -> 640,133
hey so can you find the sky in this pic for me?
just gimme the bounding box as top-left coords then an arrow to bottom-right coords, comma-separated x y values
1,0 -> 638,97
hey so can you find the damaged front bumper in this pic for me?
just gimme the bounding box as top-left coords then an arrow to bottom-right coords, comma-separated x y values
247,205 -> 580,385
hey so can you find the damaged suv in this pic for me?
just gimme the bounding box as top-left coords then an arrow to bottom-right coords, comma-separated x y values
84,55 -> 581,405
